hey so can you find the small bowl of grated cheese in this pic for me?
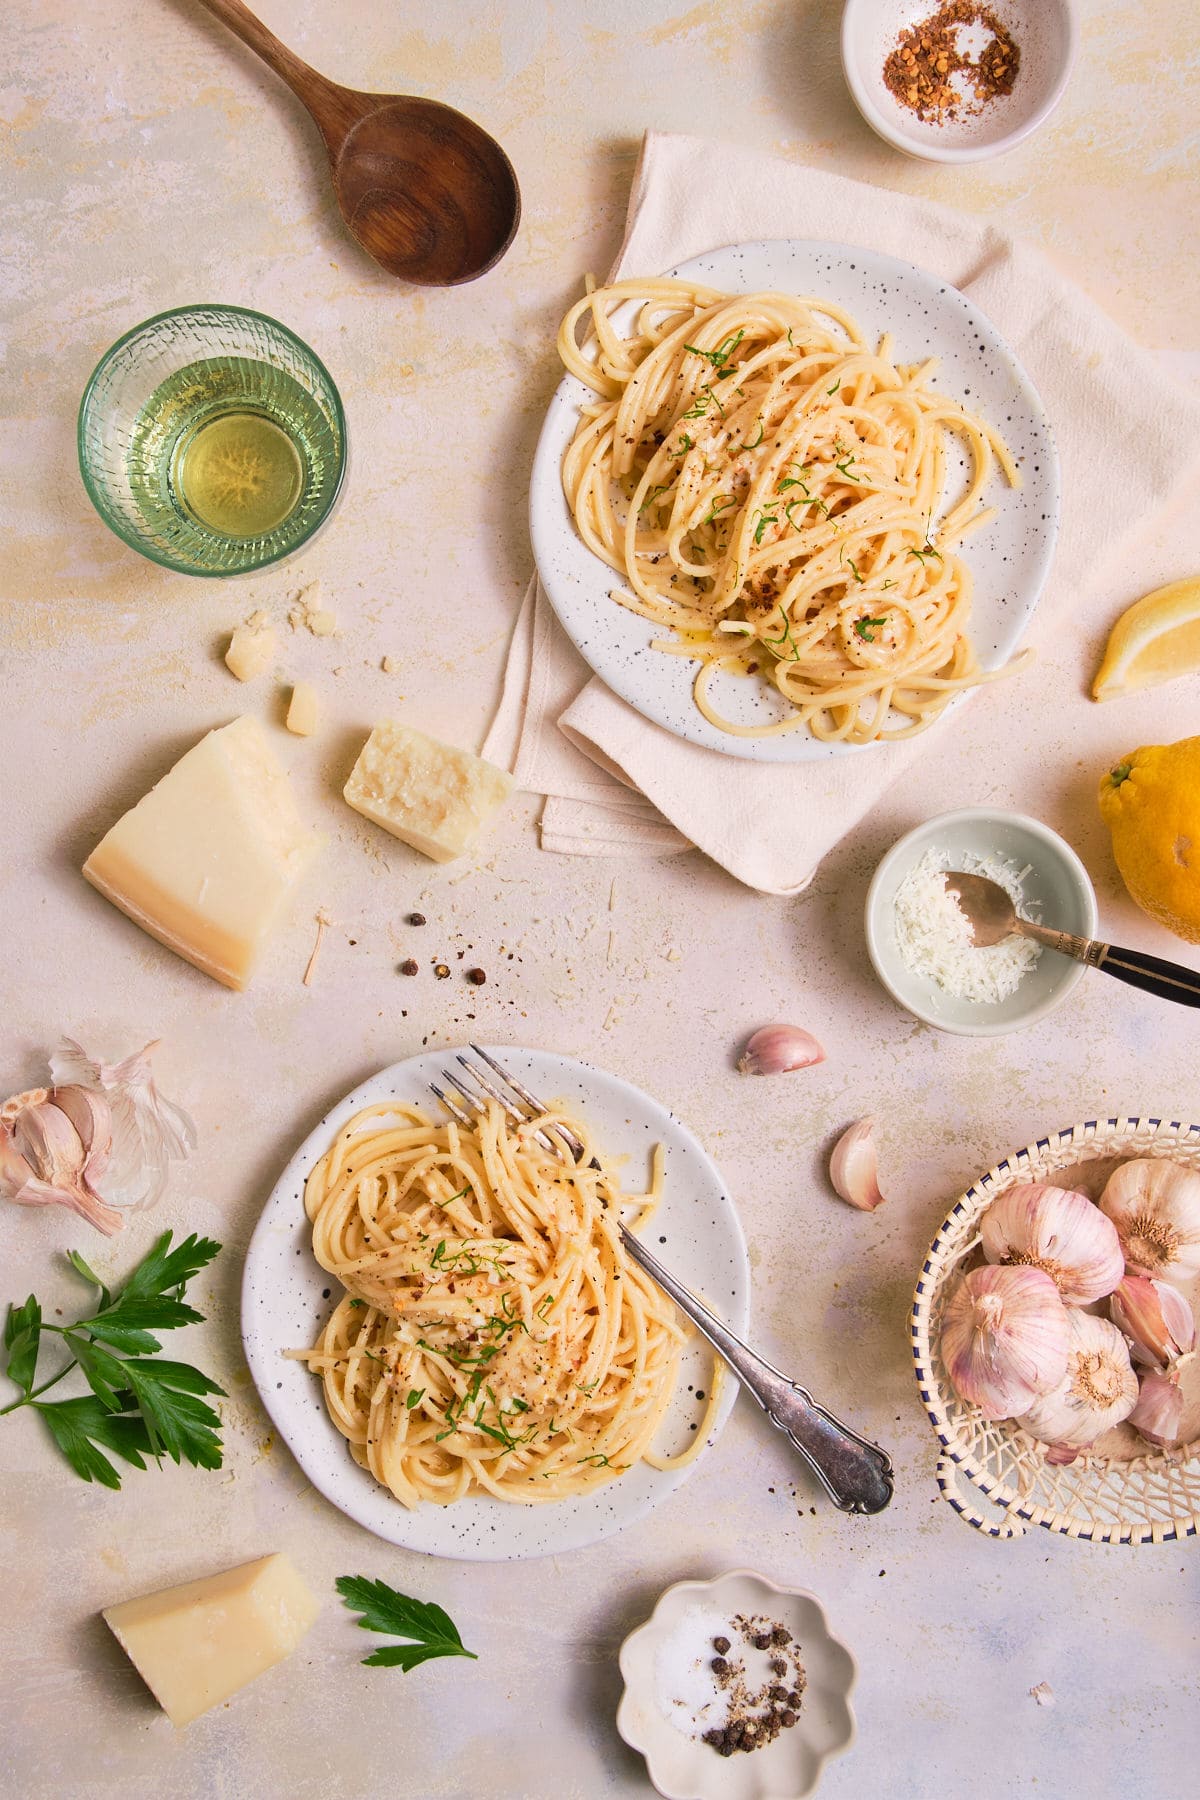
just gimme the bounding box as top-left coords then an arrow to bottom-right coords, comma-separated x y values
865,808 -> 1097,1036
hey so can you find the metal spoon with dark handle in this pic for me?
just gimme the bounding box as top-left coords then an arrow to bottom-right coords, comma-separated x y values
945,871 -> 1200,1008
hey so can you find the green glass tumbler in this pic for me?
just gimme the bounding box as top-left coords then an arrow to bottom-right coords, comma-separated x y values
78,304 -> 347,577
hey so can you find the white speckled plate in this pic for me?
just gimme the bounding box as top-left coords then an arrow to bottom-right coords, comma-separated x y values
530,238 -> 1059,762
617,1570 -> 857,1799
242,1047 -> 749,1561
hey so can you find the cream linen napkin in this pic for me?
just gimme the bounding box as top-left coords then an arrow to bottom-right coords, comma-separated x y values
484,130 -> 1200,893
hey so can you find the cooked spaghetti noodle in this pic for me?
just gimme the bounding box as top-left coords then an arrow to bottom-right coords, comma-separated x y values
295,1099 -> 721,1506
558,277 -> 1028,743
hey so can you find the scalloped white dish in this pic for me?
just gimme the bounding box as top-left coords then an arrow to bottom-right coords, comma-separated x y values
242,1046 -> 750,1562
617,1571 -> 857,1799
530,237 -> 1059,762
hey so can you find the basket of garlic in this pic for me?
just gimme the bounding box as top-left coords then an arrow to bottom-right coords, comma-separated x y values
912,1117 -> 1200,1543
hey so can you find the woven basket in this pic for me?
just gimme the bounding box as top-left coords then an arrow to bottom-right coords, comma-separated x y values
912,1116 -> 1200,1544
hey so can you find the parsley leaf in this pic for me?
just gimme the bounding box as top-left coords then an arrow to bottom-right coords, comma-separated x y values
61,1330 -> 127,1409
682,328 -> 744,370
854,616 -> 890,642
66,1251 -> 112,1310
33,1396 -> 154,1489
336,1576 -> 478,1672
78,1297 -> 200,1355
120,1359 -> 224,1467
3,1296 -> 41,1397
118,1232 -> 222,1303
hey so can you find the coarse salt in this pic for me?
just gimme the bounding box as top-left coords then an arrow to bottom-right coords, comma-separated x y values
653,1605 -> 733,1737
893,847 -> 1042,1005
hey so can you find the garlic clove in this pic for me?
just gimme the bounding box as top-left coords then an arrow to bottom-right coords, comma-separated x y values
1017,1309 -> 1138,1453
1110,1273 -> 1195,1369
940,1264 -> 1070,1420
0,1122 -> 36,1200
50,1084 -> 113,1185
1127,1367 -> 1183,1448
829,1119 -> 885,1211
1098,1158 -> 1200,1281
5,1172 -> 124,1236
737,1024 -> 826,1076
12,1102 -> 86,1189
980,1182 -> 1123,1305
0,1086 -> 48,1126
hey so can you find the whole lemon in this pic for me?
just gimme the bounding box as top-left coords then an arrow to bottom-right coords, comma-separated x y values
1098,736 -> 1200,943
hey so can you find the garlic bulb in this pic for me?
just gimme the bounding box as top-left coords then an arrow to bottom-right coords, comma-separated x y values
1,1037 -> 195,1234
940,1265 -> 1070,1420
737,1024 -> 825,1076
1127,1367 -> 1183,1448
829,1119 -> 885,1211
1110,1274 -> 1195,1369
48,1038 -> 195,1213
1098,1158 -> 1200,1281
1017,1309 -> 1138,1461
979,1182 -> 1123,1305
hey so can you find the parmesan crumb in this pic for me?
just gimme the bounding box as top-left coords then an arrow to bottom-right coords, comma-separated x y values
225,612 -> 275,682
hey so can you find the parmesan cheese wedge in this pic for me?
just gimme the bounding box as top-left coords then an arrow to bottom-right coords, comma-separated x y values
83,716 -> 319,990
344,720 -> 514,862
103,1553 -> 319,1728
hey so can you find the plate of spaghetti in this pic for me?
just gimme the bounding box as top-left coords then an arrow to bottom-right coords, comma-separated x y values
242,1047 -> 749,1560
530,239 -> 1059,759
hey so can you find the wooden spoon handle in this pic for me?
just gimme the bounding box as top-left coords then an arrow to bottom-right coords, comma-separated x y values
194,0 -> 361,144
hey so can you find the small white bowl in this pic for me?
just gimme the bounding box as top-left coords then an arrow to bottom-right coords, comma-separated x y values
865,808 -> 1098,1037
616,1570 -> 856,1800
840,0 -> 1077,164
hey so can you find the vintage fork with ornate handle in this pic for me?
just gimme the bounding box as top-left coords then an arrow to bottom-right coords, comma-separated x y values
428,1046 -> 895,1516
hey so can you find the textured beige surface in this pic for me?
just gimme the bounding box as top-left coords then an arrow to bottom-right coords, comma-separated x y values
2,2 -> 1198,1797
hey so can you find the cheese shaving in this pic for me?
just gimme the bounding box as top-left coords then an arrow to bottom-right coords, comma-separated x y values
893,848 -> 1042,1004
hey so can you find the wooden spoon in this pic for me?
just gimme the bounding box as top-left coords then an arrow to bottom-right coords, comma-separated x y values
194,0 -> 520,286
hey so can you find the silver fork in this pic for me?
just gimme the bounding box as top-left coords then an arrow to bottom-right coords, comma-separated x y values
429,1046 -> 894,1516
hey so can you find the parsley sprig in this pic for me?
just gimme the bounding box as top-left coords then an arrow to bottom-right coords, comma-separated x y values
1,1232 -> 223,1488
337,1576 -> 477,1672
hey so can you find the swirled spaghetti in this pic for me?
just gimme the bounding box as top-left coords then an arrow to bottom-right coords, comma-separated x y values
558,277 -> 1028,744
295,1099 -> 721,1506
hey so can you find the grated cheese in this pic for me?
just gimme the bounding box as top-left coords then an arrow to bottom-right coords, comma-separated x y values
893,847 -> 1042,1004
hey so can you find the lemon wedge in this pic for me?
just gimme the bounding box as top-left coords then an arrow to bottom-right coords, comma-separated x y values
1092,575 -> 1200,701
